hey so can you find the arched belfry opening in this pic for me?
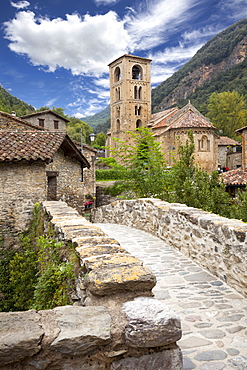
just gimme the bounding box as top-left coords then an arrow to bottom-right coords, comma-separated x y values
114,67 -> 121,82
132,65 -> 142,80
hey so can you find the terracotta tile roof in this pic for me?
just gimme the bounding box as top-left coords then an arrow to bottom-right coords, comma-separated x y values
0,131 -> 66,162
149,107 -> 179,129
0,111 -> 45,131
218,136 -> 241,146
153,102 -> 216,136
222,168 -> 247,186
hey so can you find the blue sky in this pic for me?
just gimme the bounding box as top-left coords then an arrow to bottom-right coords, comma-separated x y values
1,0 -> 247,118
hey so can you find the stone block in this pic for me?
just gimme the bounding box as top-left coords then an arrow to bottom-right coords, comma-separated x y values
76,244 -> 128,260
0,310 -> 44,366
50,306 -> 111,355
85,265 -> 156,296
110,348 -> 183,370
83,253 -> 142,271
123,297 -> 181,348
73,236 -> 119,247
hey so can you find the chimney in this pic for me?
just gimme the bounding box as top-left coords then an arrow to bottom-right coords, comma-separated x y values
12,111 -> 16,117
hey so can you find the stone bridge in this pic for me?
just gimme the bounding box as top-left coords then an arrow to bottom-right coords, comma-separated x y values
0,199 -> 246,369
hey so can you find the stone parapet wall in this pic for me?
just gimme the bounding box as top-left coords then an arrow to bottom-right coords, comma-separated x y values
92,198 -> 247,297
0,201 -> 182,370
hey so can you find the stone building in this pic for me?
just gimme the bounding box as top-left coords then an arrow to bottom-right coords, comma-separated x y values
0,111 -> 90,238
150,102 -> 218,172
107,54 -> 152,148
20,109 -> 69,131
20,110 -> 97,199
218,136 -> 241,170
107,54 -> 218,172
222,126 -> 247,196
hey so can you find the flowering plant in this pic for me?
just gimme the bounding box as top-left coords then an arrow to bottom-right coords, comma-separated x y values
84,201 -> 94,206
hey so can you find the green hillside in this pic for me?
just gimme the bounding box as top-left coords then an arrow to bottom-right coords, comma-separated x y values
82,105 -> 110,129
151,18 -> 247,114
0,85 -> 35,116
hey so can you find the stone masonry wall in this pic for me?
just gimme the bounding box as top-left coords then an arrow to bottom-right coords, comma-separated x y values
0,161 -> 46,244
46,150 -> 85,212
23,113 -> 66,131
92,198 -> 247,297
0,201 -> 183,370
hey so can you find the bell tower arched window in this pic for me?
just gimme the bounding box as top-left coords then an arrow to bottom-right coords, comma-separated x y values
136,119 -> 142,129
114,66 -> 121,82
134,86 -> 142,100
115,87 -> 120,101
132,65 -> 142,80
116,119 -> 120,132
135,106 -> 141,116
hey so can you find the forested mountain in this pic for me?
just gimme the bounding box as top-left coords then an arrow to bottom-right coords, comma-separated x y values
151,18 -> 247,114
82,105 -> 110,129
0,85 -> 35,116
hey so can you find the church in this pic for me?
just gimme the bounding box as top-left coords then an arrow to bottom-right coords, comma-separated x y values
106,54 -> 218,172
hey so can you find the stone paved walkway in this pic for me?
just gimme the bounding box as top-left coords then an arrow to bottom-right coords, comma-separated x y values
95,223 -> 247,370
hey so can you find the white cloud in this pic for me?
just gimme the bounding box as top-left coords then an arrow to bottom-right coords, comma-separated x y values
218,0 -> 247,20
125,0 -> 196,51
94,0 -> 118,4
72,98 -> 106,117
4,11 -> 130,77
45,98 -> 57,107
10,1 -> 30,9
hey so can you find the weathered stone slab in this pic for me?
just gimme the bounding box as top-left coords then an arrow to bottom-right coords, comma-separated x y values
0,310 -> 44,366
123,298 -> 181,348
63,225 -> 106,239
53,217 -> 91,226
73,236 -> 119,247
76,244 -> 129,260
83,253 -> 142,271
85,265 -> 156,296
110,348 -> 183,370
50,306 -> 111,355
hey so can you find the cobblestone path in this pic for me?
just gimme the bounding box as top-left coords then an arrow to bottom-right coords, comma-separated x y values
95,223 -> 247,370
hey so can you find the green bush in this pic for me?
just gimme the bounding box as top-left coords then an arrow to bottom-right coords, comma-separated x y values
96,169 -> 125,180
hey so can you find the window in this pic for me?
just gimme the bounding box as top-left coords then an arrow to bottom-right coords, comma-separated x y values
114,67 -> 121,82
38,118 -> 44,127
54,120 -> 59,129
116,119 -> 120,132
135,106 -> 141,116
116,106 -> 120,118
132,65 -> 142,80
136,119 -> 142,129
134,86 -> 142,100
115,87 -> 120,101
198,135 -> 210,151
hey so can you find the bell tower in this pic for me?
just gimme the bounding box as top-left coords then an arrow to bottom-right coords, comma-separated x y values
108,54 -> 152,147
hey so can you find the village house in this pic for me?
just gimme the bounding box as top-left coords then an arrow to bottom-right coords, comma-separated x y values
20,109 -> 69,131
21,109 -> 97,200
218,136 -> 241,170
223,126 -> 247,196
0,111 -> 91,240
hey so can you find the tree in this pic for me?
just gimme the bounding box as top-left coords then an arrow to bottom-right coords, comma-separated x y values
93,132 -> 107,148
66,117 -> 93,144
110,128 -> 169,198
207,91 -> 247,138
